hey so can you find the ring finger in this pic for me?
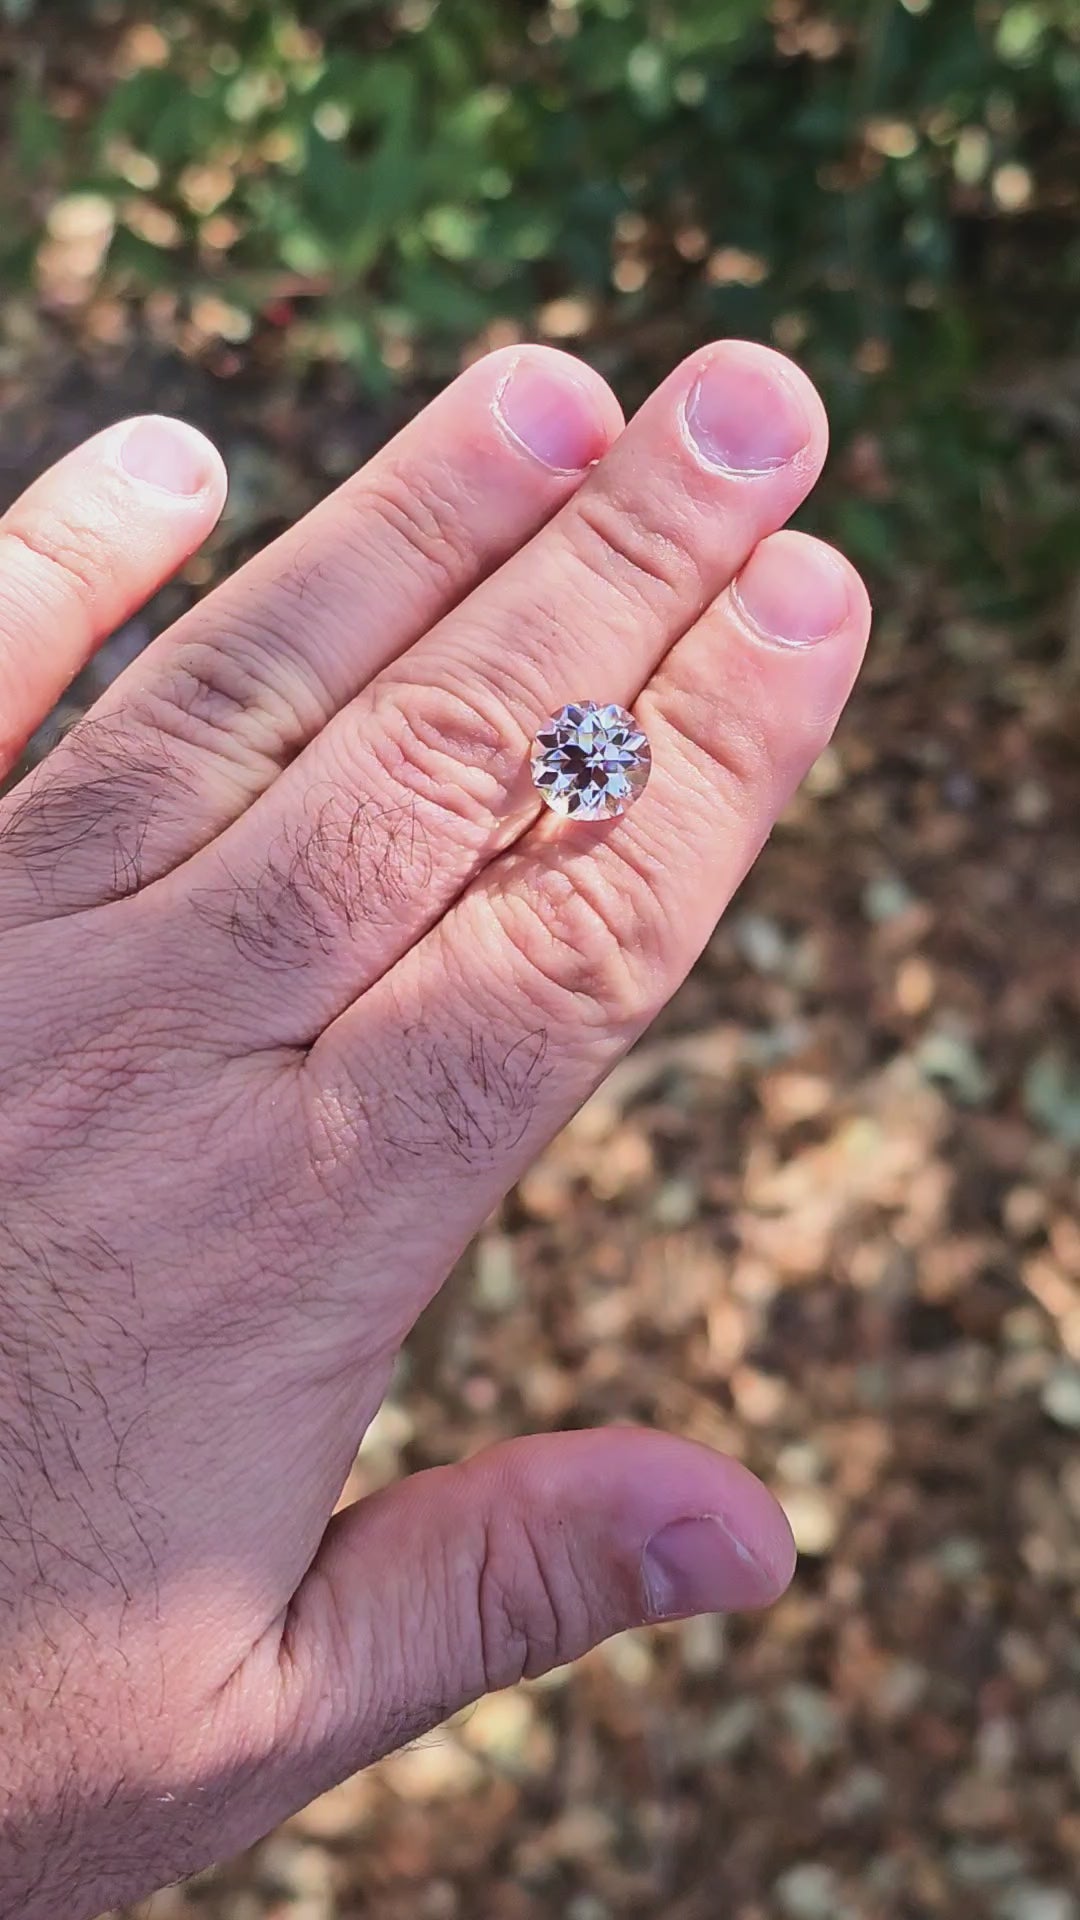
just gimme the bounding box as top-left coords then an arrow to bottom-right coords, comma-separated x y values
303,527 -> 871,1340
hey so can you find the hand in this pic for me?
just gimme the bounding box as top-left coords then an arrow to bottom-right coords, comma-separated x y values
0,343 -> 869,1917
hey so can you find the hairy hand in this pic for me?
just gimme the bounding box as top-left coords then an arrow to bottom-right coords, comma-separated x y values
0,345 -> 869,1917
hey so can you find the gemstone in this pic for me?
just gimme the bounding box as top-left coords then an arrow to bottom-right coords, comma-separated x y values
530,701 -> 652,821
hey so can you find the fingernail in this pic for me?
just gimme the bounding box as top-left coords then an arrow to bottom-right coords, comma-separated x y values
682,351 -> 810,475
494,358 -> 609,474
119,416 -> 215,496
733,538 -> 851,647
641,1514 -> 778,1619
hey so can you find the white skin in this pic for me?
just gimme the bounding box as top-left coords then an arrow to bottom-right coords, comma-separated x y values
0,341 -> 870,1917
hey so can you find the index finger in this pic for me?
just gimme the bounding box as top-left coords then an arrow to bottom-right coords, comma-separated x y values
0,416 -> 225,776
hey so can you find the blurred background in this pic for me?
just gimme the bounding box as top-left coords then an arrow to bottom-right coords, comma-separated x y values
1,1 -> 1078,1915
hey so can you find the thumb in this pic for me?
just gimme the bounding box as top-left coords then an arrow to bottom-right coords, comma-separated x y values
276,1426 -> 795,1783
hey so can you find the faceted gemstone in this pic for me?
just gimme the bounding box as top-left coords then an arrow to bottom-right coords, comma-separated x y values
530,701 -> 652,821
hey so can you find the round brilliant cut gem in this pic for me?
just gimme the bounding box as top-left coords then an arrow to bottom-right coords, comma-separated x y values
530,701 -> 652,821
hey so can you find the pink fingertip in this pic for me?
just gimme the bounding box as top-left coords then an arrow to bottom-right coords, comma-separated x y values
682,347 -> 812,476
493,356 -> 612,474
733,533 -> 852,647
641,1512 -> 784,1618
119,416 -> 219,497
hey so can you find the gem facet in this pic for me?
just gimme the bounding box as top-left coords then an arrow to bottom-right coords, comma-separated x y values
530,701 -> 652,821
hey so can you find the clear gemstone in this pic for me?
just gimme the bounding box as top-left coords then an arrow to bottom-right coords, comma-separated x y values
530,701 -> 652,821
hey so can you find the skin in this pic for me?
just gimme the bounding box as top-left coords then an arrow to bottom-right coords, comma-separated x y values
0,341 -> 870,1917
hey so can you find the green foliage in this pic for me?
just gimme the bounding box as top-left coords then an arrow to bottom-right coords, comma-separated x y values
5,0 -> 1078,620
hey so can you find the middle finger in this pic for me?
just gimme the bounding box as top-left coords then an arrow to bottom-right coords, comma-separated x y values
157,340 -> 827,1045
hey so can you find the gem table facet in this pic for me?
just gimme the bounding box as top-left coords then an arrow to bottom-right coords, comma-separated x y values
530,701 -> 652,821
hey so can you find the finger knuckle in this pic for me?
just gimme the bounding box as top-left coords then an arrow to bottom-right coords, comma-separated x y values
0,509 -> 112,610
661,675 -> 773,810
361,460 -> 480,600
369,680 -> 525,829
571,488 -> 700,614
474,1509 -> 591,1691
490,856 -> 665,1034
130,629 -> 303,775
298,1063 -> 371,1206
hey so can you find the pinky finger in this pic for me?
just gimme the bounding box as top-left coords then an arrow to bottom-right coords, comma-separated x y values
0,414 -> 226,776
